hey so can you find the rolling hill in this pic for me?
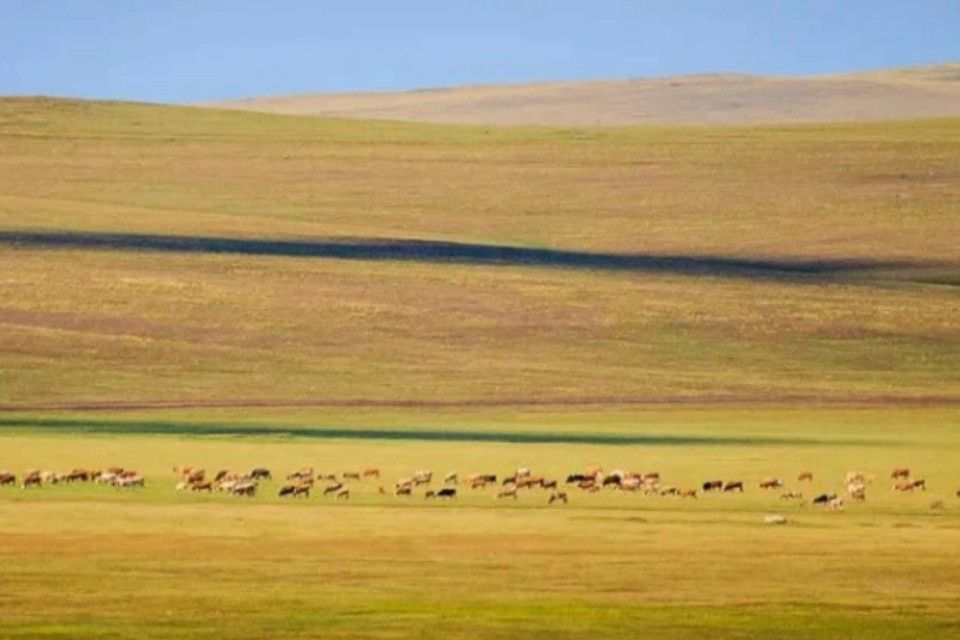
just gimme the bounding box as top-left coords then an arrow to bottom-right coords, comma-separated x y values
206,63 -> 960,126
0,97 -> 958,411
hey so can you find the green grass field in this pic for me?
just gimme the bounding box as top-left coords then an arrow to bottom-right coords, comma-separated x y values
1,97 -> 959,638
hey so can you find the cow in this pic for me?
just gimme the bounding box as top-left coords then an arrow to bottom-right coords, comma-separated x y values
287,468 -> 314,481
780,491 -> 803,500
702,480 -> 723,492
548,491 -> 568,505
577,479 -> 598,491
619,477 -> 641,491
412,470 -> 432,486
497,486 -> 518,500
190,481 -> 213,492
891,467 -> 910,480
659,486 -> 679,497
342,471 -> 361,482
214,470 -> 232,482
230,481 -> 257,497
797,471 -> 813,482
602,474 -> 622,487
911,479 -> 926,491
643,472 -> 660,482
279,484 -> 309,498
680,488 -> 698,499
249,468 -> 272,480
566,474 -> 590,484
813,493 -> 837,505
516,467 -> 532,478
516,476 -> 545,489
443,472 -> 458,485
845,471 -> 873,485
0,472 -> 16,486
759,477 -> 784,490
22,471 -> 42,489
894,481 -> 916,492
437,488 -> 457,500
723,481 -> 744,493
542,479 -> 558,490
362,467 -> 380,479
323,483 -> 344,496
827,498 -> 844,511
395,485 -> 412,497
115,475 -> 145,488
468,473 -> 496,488
425,490 -> 436,499
335,488 -> 350,500
846,483 -> 866,501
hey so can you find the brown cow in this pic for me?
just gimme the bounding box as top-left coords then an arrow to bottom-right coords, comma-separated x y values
190,481 -> 213,492
0,472 -> 16,486
723,481 -> 744,492
891,468 -> 910,480
680,488 -> 698,499
395,485 -> 412,497
335,488 -> 350,500
496,486 -> 518,500
759,477 -> 784,489
22,471 -> 42,489
362,467 -> 381,479
894,481 -> 916,492
323,483 -> 344,496
342,471 -> 361,481
797,471 -> 813,482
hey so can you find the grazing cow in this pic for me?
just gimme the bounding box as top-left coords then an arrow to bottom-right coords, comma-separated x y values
278,484 -> 297,497
214,470 -> 231,482
702,480 -> 723,492
891,468 -> 910,480
468,473 -> 496,488
335,488 -> 350,500
230,482 -> 257,497
412,470 -> 432,486
190,481 -> 213,492
22,473 -> 42,489
542,479 -> 558,490
115,475 -> 145,488
40,470 -> 58,484
287,468 -> 314,481
911,479 -> 926,491
602,474 -> 622,487
680,488 -> 698,499
797,471 -> 813,482
323,483 -> 344,496
395,485 -> 412,497
425,490 -> 436,499
619,477 -> 641,491
548,491 -> 568,505
496,486 -> 518,500
723,481 -> 744,493
517,476 -> 545,489
0,472 -> 16,486
443,472 -> 458,485
812,493 -> 837,505
342,471 -> 361,481
437,488 -> 457,500
759,477 -> 784,490
362,467 -> 381,479
249,468 -> 271,480
780,491 -> 803,500
577,479 -> 598,491
894,481 -> 916,492
566,474 -> 590,484
846,483 -> 866,501
659,486 -> 679,497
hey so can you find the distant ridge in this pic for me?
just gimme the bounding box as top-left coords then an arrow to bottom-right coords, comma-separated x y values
205,62 -> 960,126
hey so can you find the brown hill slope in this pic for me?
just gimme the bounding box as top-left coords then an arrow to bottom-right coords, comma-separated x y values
206,63 -> 960,126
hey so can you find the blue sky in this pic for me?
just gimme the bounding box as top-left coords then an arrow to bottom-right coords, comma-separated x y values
2,1 -> 958,103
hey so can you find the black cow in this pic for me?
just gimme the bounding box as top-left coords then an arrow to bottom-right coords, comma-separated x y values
722,481 -> 744,492
437,488 -> 457,499
702,480 -> 723,492
250,468 -> 272,480
813,493 -> 837,505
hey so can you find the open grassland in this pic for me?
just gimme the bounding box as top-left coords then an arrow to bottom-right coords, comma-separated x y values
1,98 -> 959,407
2,409 -> 960,639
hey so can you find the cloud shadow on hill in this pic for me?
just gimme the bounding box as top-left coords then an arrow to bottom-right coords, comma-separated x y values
0,230 -> 948,283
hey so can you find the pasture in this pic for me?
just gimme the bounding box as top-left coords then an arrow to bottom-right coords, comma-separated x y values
2,407 -> 959,639
1,98 -> 959,637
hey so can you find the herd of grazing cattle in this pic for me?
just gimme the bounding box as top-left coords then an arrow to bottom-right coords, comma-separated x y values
1,463 -> 955,510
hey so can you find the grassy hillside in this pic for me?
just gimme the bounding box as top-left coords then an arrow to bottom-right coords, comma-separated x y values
206,62 -> 960,126
0,97 -> 958,408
